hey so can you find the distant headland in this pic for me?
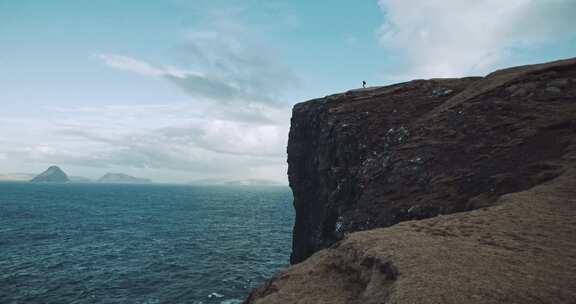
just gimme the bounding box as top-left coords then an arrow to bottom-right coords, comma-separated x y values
97,173 -> 151,184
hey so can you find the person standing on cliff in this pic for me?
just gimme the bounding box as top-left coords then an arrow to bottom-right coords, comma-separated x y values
363,80 -> 367,88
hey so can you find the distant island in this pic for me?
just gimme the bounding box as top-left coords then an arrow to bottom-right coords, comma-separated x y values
19,168 -> 151,184
30,166 -> 69,183
189,178 -> 284,187
224,179 -> 284,186
97,173 -> 151,184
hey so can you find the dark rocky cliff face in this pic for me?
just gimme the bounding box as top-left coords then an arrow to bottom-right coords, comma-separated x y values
288,58 -> 576,264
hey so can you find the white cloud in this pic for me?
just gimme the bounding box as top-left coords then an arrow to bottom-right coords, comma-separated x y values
377,0 -> 576,80
84,18 -> 299,183
2,8 -> 299,184
96,20 -> 299,105
2,102 -> 291,183
96,53 -> 195,78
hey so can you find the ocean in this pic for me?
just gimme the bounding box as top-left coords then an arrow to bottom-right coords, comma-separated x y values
0,182 -> 294,304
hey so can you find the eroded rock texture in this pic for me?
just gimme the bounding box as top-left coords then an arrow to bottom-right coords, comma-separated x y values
288,58 -> 576,264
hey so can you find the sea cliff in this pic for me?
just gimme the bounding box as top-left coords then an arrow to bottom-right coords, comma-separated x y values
245,58 -> 576,303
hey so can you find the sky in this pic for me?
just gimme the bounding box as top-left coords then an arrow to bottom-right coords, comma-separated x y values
1,0 -> 575,184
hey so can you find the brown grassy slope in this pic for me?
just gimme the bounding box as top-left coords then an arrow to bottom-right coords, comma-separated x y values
246,166 -> 576,303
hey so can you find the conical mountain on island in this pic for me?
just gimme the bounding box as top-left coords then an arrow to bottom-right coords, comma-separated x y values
30,166 -> 70,183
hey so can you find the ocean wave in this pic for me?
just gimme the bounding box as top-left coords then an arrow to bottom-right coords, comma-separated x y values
0,183 -> 293,303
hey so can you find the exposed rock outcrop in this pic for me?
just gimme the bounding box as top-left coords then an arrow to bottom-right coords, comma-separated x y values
29,166 -> 69,183
288,57 -> 576,264
245,58 -> 576,303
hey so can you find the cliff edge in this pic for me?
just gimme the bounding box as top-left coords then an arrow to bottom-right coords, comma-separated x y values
246,58 -> 576,303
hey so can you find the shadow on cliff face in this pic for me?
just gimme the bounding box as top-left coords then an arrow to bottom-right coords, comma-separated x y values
287,57 -> 576,264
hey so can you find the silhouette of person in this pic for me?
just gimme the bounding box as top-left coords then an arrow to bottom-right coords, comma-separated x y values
362,81 -> 367,88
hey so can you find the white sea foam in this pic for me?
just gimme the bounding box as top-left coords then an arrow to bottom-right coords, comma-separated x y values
208,292 -> 224,298
221,299 -> 242,304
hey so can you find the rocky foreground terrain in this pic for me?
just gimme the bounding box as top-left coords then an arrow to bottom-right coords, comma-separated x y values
245,58 -> 576,303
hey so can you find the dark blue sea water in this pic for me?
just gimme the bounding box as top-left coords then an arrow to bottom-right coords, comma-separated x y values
0,182 -> 294,304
